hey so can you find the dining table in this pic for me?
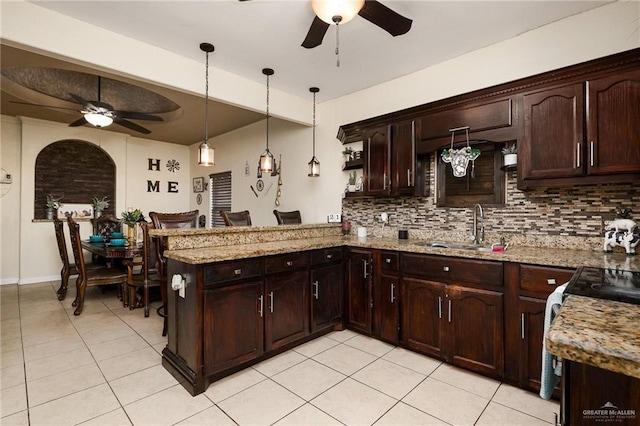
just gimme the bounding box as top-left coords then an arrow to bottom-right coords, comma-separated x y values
81,239 -> 144,261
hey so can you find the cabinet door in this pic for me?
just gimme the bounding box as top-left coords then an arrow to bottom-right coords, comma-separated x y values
587,69 -> 640,175
401,277 -> 445,359
264,270 -> 309,351
345,249 -> 373,333
377,274 -> 399,344
365,126 -> 391,196
391,120 -> 417,195
518,296 -> 553,394
447,286 -> 504,378
310,263 -> 343,332
204,280 -> 264,374
521,83 -> 585,180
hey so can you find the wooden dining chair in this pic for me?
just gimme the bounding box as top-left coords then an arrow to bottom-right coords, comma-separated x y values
273,210 -> 302,225
220,210 -> 252,226
149,210 -> 199,335
67,217 -> 127,316
91,214 -> 123,237
123,222 -> 161,317
53,218 -> 77,301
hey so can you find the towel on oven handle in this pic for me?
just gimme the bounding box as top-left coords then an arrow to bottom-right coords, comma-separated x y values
540,282 -> 567,400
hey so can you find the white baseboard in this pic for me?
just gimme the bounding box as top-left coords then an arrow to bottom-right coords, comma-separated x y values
0,278 -> 19,285
17,275 -> 60,285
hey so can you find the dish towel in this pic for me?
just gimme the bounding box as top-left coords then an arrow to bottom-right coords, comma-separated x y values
540,282 -> 567,400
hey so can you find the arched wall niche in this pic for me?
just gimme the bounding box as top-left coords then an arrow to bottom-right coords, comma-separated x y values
34,140 -> 116,219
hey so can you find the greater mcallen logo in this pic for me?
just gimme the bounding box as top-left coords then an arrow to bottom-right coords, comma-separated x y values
583,401 -> 636,422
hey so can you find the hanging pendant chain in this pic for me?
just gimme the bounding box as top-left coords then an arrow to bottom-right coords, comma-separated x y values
312,92 -> 316,155
266,74 -> 270,150
204,52 -> 210,143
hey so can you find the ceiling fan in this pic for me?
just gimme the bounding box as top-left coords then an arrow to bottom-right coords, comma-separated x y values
11,76 -> 163,134
301,0 -> 412,49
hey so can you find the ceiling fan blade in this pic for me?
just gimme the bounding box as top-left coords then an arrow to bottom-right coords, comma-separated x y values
69,117 -> 88,127
69,93 -> 89,107
114,118 -> 151,134
10,101 -> 79,112
358,0 -> 412,36
301,16 -> 330,49
117,111 -> 163,122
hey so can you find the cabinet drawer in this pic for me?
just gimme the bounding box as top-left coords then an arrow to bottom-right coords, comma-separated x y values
403,253 -> 503,288
204,258 -> 262,285
310,248 -> 343,266
265,252 -> 309,274
380,251 -> 399,273
520,264 -> 575,295
421,98 -> 513,140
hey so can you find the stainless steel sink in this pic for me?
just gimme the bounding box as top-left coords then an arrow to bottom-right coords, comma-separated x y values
414,241 -> 494,252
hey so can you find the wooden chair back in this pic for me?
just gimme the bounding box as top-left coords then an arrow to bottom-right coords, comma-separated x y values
53,218 -> 75,301
91,214 -> 123,237
124,221 -> 161,317
220,210 -> 252,226
273,210 -> 302,225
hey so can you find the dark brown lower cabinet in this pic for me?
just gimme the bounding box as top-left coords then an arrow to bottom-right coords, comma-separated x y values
401,277 -> 445,359
377,274 -> 399,344
518,296 -> 546,392
310,263 -> 343,332
204,280 -> 264,375
264,270 -> 308,351
562,360 -> 640,426
345,248 -> 373,334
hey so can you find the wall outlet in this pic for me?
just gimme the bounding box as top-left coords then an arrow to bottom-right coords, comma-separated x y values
327,213 -> 342,223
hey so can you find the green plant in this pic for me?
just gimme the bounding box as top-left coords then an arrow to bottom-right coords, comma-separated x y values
46,194 -> 63,210
91,196 -> 110,211
342,147 -> 354,157
501,143 -> 517,155
121,208 -> 144,226
348,171 -> 357,185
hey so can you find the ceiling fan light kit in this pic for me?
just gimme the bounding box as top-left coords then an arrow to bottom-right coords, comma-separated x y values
308,87 -> 321,177
198,42 -> 216,167
84,111 -> 114,128
259,68 -> 275,174
311,0 -> 364,25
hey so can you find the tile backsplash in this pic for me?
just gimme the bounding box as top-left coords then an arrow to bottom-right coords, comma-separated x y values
342,165 -> 639,251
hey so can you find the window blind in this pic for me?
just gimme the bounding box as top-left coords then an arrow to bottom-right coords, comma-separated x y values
210,171 -> 231,227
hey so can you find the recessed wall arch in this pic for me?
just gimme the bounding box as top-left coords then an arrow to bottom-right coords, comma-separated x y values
34,139 -> 116,219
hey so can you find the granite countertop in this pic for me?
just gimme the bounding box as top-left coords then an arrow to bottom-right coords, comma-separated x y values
546,295 -> 640,379
163,234 -> 639,271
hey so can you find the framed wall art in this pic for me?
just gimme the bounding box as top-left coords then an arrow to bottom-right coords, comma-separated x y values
193,177 -> 204,193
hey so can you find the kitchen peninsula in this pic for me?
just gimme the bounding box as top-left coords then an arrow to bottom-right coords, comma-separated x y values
151,224 -> 640,396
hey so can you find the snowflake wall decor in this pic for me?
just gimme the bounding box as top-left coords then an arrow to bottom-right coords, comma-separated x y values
166,159 -> 180,173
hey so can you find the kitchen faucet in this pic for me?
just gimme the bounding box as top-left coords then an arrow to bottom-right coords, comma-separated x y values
472,203 -> 484,244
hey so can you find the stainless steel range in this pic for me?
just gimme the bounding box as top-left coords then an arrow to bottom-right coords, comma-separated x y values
564,266 -> 640,305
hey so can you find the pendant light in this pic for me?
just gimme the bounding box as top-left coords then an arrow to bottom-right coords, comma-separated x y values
198,42 -> 215,167
308,87 -> 320,177
259,68 -> 275,173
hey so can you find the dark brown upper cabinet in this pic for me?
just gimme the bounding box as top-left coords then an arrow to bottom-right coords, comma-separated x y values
519,68 -> 640,189
363,119 -> 422,197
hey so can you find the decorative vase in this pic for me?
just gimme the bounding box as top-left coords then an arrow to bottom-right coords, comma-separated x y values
94,209 -> 102,219
504,153 -> 517,167
126,224 -> 137,245
348,184 -> 356,193
46,209 -> 54,220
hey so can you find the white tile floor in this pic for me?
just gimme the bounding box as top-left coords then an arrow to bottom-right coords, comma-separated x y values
1,281 -> 559,425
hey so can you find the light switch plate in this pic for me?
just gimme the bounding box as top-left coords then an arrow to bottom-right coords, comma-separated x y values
327,213 -> 342,223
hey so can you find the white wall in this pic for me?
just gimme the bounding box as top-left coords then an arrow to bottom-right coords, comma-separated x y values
0,117 -> 22,284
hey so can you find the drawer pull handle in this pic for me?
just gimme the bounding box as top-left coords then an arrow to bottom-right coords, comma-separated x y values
385,258 -> 391,263
286,261 -> 293,267
547,278 -> 556,285
258,295 -> 263,317
443,266 -> 450,272
234,269 -> 242,275
326,254 -> 333,259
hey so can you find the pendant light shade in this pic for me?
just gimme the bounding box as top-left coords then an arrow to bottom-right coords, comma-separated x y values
198,42 -> 215,167
260,68 -> 275,173
311,0 -> 364,25
308,87 -> 320,177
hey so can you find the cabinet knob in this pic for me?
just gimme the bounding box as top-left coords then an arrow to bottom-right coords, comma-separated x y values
326,254 -> 333,259
286,261 -> 293,267
547,278 -> 557,285
234,269 -> 242,275
385,258 -> 391,263
443,266 -> 450,272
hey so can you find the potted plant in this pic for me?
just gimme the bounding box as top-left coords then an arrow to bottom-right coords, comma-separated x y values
91,196 -> 110,218
502,143 -> 517,167
46,194 -> 63,220
121,208 -> 144,244
342,147 -> 354,163
347,171 -> 357,192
